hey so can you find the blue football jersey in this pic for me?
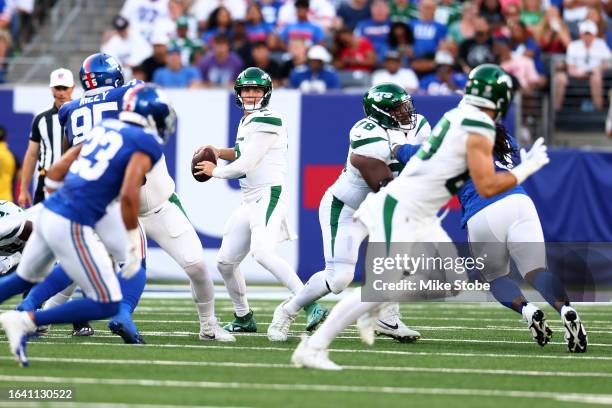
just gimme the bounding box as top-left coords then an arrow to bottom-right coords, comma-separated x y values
44,119 -> 163,226
458,135 -> 526,227
59,81 -> 142,146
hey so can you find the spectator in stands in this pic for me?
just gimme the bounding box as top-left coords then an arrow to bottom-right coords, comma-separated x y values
232,20 -> 253,64
562,0 -> 597,38
170,16 -> 203,66
121,0 -> 170,42
132,65 -> 146,81
435,0 -> 462,26
554,19 -> 611,111
202,6 -> 234,47
280,38 -> 308,82
288,44 -> 340,92
246,3 -> 274,44
586,7 -> 607,40
150,0 -> 196,45
494,36 -> 540,92
480,0 -> 505,34
259,0 -> 283,27
520,0 -> 544,27
277,0 -> 336,32
509,20 -> 545,74
420,50 -> 467,95
387,22 -> 414,66
502,3 -> 522,27
390,0 -> 418,25
459,17 -> 496,72
279,0 -> 326,48
448,1 -> 477,45
0,1 -> 11,83
102,15 -> 152,78
333,27 -> 376,72
0,125 -> 18,202
372,50 -> 419,92
533,6 -> 571,54
192,0 -> 246,32
337,0 -> 370,31
153,44 -> 202,88
197,34 -> 243,87
355,0 -> 392,61
409,0 -> 447,75
140,31 -> 169,82
249,41 -> 283,86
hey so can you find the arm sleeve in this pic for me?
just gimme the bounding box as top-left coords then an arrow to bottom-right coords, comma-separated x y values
212,131 -> 277,179
395,144 -> 421,165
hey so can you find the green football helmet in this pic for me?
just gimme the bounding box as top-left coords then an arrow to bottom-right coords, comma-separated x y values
462,64 -> 514,120
234,67 -> 273,112
363,83 -> 417,130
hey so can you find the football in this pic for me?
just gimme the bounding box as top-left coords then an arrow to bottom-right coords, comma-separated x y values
191,147 -> 217,182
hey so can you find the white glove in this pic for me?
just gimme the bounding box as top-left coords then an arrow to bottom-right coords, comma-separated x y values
510,137 -> 550,184
119,228 -> 141,279
0,253 -> 21,275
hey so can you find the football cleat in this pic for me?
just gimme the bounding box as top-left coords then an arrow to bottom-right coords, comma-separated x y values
36,325 -> 50,336
562,306 -> 587,353
304,302 -> 329,332
375,303 -> 421,343
356,312 -> 377,346
199,318 -> 236,342
223,310 -> 257,333
108,316 -> 145,344
0,311 -> 36,367
522,303 -> 553,346
291,335 -> 342,371
268,299 -> 297,342
72,321 -> 94,337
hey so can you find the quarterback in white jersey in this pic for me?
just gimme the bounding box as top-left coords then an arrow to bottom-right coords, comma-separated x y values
195,67 -> 327,333
268,83 -> 429,342
292,64 -> 551,370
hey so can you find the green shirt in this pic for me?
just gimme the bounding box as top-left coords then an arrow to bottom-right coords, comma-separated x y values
390,3 -> 419,24
520,11 -> 543,26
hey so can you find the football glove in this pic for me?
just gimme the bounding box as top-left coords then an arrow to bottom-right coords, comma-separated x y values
510,137 -> 550,184
120,228 -> 141,279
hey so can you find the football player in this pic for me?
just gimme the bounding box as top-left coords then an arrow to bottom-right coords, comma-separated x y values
0,201 -> 32,276
291,64 -> 550,370
194,67 -> 327,333
23,53 -> 234,343
0,84 -> 172,367
267,83 -> 429,342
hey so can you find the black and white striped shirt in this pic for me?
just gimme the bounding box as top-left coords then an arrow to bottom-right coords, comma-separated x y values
30,105 -> 63,171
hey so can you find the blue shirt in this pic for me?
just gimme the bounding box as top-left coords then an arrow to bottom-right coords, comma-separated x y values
288,65 -> 341,90
513,37 -> 544,74
59,81 -> 142,146
419,72 -> 467,95
279,21 -> 326,46
258,0 -> 282,26
354,19 -> 391,59
410,19 -> 447,58
153,66 -> 201,88
246,22 -> 274,43
457,135 -> 526,227
45,119 -> 163,226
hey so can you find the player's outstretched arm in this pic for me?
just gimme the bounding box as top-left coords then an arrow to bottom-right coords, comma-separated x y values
350,153 -> 393,192
467,134 -> 549,198
44,145 -> 83,194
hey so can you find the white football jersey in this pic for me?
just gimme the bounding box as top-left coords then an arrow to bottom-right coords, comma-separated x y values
0,201 -> 27,256
329,114 -> 430,211
235,108 -> 288,202
385,103 -> 496,219
139,154 -> 175,214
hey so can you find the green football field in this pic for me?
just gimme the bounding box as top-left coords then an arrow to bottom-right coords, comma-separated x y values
1,294 -> 612,408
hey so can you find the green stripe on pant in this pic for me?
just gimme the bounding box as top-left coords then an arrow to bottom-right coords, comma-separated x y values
265,186 -> 282,226
329,196 -> 345,257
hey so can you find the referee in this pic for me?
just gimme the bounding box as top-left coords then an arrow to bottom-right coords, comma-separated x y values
18,68 -> 74,208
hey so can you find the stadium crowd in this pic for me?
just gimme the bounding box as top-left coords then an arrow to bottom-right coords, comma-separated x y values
1,0 -> 611,111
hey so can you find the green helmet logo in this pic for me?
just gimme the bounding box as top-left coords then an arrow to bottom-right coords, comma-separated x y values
363,83 -> 417,130
463,64 -> 514,120
234,67 -> 273,111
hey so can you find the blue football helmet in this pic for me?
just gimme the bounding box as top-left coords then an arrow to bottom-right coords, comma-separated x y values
121,83 -> 176,144
79,53 -> 124,91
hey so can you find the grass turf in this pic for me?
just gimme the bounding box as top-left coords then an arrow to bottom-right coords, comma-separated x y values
1,297 -> 611,408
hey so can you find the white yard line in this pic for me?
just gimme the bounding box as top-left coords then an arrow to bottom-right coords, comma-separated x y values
6,340 -> 612,361
0,375 -> 610,403
0,356 -> 610,379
